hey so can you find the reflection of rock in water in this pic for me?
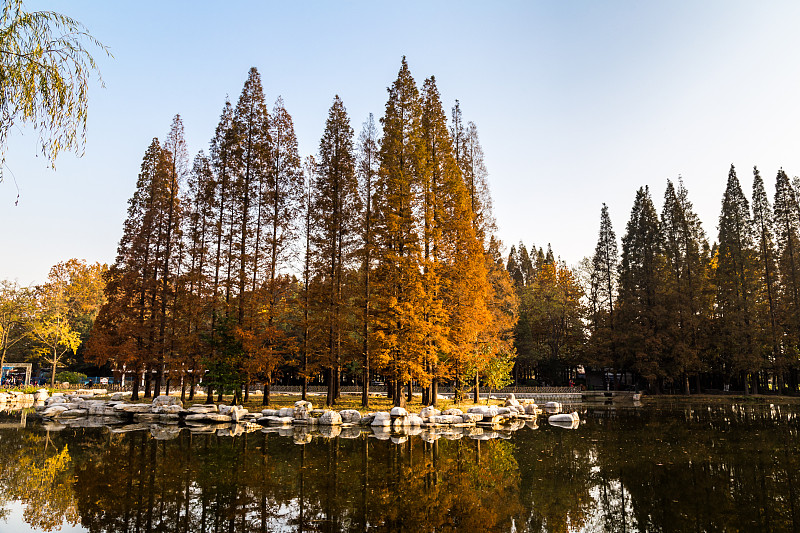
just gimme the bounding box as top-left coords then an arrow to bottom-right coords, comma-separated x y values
340,426 -> 362,439
371,426 -> 391,440
151,424 -> 183,440
41,421 -> 66,432
293,426 -> 312,444
548,418 -> 580,430
318,425 -> 342,438
111,423 -> 150,434
525,420 -> 539,430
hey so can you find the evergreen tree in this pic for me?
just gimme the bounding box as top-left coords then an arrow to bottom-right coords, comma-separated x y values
659,179 -> 707,393
232,67 -> 271,328
717,165 -> 759,393
752,167 -> 780,387
506,245 -> 524,288
312,95 -> 358,406
585,203 -> 618,375
617,186 -> 665,389
153,114 -> 187,396
373,57 -> 426,407
357,113 -> 380,407
773,168 -> 800,389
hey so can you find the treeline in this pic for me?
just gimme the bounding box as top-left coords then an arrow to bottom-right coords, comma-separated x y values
88,59 -> 517,407
0,260 -> 107,387
509,165 -> 800,394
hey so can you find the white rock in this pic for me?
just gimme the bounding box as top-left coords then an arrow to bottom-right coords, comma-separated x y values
60,409 -> 88,418
263,416 -> 293,426
430,414 -> 456,424
390,406 -> 408,417
460,412 -> 483,423
188,404 -> 218,413
319,410 -> 343,425
41,405 -> 69,418
407,414 -> 425,426
442,408 -> 463,416
467,405 -> 499,417
231,407 -> 249,422
278,407 -> 294,418
524,403 -> 541,415
260,408 -> 278,417
184,413 -> 231,423
118,404 -> 153,413
419,406 -> 441,419
339,409 -> 362,423
34,389 -> 49,402
504,394 -> 521,407
293,401 -> 313,420
371,412 -> 391,426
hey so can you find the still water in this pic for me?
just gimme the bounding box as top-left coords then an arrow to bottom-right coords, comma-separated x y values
0,399 -> 798,532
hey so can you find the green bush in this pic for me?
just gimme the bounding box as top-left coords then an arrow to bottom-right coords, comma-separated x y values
55,371 -> 87,384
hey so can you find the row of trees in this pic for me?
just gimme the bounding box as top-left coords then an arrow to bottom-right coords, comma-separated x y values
0,260 -> 106,386
566,165 -> 800,393
88,59 -> 518,407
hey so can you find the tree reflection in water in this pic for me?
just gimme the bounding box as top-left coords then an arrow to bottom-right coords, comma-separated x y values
1,401 -> 800,532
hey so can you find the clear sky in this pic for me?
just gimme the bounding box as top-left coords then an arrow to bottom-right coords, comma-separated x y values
4,1 -> 800,284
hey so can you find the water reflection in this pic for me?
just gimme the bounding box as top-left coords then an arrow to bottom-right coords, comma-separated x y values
1,401 -> 800,532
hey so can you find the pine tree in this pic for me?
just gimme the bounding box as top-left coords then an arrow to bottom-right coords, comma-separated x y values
357,113 -> 380,407
518,243 -> 536,287
773,168 -> 800,389
585,203 -> 618,374
660,179 -> 707,393
312,95 -> 358,406
717,165 -> 759,393
372,57 -> 427,407
178,151 -> 215,399
153,114 -> 187,396
232,67 -> 271,328
256,95 -> 303,404
208,99 -> 238,358
617,186 -> 665,389
752,167 -> 780,387
451,100 -> 494,242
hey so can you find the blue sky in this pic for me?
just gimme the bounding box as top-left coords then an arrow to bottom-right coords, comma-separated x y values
4,1 -> 800,284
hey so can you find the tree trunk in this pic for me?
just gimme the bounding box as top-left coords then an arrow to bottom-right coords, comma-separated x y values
188,373 -> 195,401
473,372 -> 480,404
144,371 -> 152,398
180,376 -> 186,402
205,384 -> 214,404
406,380 -> 413,403
326,367 -> 335,407
262,378 -> 271,407
431,379 -> 438,408
132,371 -> 141,402
393,380 -> 406,408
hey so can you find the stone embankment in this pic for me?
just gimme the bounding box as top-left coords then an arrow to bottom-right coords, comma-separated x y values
22,390 -> 577,442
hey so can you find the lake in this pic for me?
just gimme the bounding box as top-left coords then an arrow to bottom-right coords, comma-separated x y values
0,398 -> 798,532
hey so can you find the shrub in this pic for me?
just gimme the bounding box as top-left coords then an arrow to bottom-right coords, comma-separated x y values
55,371 -> 87,384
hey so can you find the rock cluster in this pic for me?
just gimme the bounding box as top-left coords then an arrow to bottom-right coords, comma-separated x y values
32,391 -> 576,441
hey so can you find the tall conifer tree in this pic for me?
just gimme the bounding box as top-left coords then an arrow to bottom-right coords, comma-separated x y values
373,58 -> 426,406
312,96 -> 358,406
357,113 -> 379,407
717,165 -> 759,393
752,167 -> 780,386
